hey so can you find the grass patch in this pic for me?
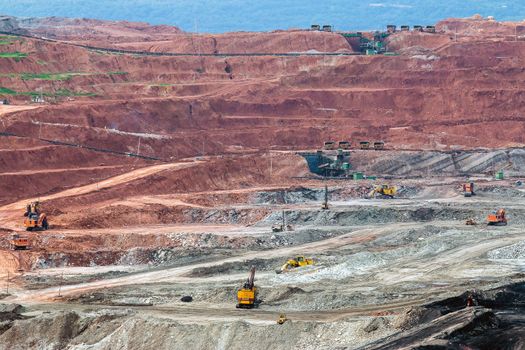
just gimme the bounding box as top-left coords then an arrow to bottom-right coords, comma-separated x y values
0,52 -> 28,59
0,87 -> 16,95
20,73 -> 80,81
0,86 -> 96,98
108,71 -> 128,75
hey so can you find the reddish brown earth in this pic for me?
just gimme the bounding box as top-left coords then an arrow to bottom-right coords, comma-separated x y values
1,16 -> 525,274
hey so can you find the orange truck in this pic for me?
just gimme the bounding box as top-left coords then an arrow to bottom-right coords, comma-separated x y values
10,234 -> 29,250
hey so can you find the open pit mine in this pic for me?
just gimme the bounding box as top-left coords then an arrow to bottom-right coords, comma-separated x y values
0,14 -> 525,349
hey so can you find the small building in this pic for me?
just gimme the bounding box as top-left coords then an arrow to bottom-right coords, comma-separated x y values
425,26 -> 436,33
322,25 -> 332,32
400,25 -> 410,31
31,95 -> 45,103
413,25 -> 423,32
311,24 -> 321,31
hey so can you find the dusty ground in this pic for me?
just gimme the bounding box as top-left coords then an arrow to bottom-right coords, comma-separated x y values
0,15 -> 525,350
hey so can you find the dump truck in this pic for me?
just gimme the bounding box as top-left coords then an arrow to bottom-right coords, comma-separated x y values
9,234 -> 29,250
462,182 -> 475,197
487,209 -> 507,226
368,185 -> 397,199
373,141 -> 385,150
386,25 -> 397,33
24,201 -> 48,231
338,141 -> 351,150
276,256 -> 314,274
311,24 -> 321,31
237,266 -> 257,308
425,26 -> 436,33
323,141 -> 336,150
359,141 -> 370,150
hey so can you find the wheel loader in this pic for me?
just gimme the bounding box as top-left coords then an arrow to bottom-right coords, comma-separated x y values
237,266 -> 258,308
487,208 -> 507,226
367,185 -> 397,199
276,256 -> 314,274
23,201 -> 48,231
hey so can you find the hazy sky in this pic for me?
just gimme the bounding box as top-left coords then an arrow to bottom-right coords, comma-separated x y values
2,0 -> 524,32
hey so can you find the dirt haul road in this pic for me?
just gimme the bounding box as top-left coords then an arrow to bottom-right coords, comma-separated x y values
0,160 -> 201,229
9,221 -> 524,303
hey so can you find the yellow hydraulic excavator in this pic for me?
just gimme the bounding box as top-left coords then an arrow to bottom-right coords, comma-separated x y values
23,201 -> 48,231
367,185 -> 397,199
276,256 -> 314,274
236,266 -> 258,308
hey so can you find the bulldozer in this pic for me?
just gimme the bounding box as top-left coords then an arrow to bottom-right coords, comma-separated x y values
277,313 -> 288,324
237,266 -> 258,308
276,256 -> 314,274
367,185 -> 397,199
487,209 -> 507,226
9,234 -> 29,250
462,182 -> 475,197
23,201 -> 48,231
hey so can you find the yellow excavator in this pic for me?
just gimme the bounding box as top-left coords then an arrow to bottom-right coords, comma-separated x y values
367,185 -> 397,199
237,266 -> 258,308
23,201 -> 48,231
276,256 -> 314,274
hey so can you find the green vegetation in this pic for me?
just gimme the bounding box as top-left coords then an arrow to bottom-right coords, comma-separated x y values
0,86 -> 96,98
0,52 -> 28,59
0,87 -> 16,95
0,71 -> 129,81
20,73 -> 80,81
0,36 -> 23,46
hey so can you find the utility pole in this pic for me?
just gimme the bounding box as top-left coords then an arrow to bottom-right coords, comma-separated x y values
5,271 -> 9,294
269,152 -> 273,179
58,271 -> 64,297
136,136 -> 141,156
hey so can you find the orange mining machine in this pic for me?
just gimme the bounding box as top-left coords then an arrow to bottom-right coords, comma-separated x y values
23,201 -> 48,231
10,234 -> 29,250
487,209 -> 507,226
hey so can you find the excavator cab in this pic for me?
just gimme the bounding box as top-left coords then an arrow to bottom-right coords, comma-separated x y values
487,209 -> 507,226
24,201 -> 48,231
